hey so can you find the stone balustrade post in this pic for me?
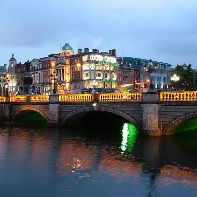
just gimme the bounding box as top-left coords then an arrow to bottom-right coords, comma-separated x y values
142,92 -> 162,136
49,94 -> 59,126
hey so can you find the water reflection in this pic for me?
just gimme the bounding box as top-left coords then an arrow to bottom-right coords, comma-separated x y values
120,123 -> 138,153
0,125 -> 196,197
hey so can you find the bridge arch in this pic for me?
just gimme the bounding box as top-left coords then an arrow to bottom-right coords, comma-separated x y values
14,106 -> 50,123
163,112 -> 197,135
62,106 -> 139,128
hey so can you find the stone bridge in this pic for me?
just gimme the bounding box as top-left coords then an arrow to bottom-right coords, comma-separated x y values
0,91 -> 197,136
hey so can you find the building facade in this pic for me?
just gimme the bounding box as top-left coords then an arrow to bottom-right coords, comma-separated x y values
121,57 -> 172,92
13,43 -> 173,95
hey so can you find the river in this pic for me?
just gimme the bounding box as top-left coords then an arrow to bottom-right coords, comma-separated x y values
0,123 -> 196,197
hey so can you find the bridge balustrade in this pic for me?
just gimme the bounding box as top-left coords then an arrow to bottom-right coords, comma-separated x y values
59,94 -> 94,102
160,91 -> 197,101
29,95 -> 49,102
0,96 -> 6,102
99,93 -> 142,102
10,96 -> 27,102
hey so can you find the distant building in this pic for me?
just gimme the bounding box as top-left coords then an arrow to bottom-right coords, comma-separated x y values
120,57 -> 172,92
117,57 -> 140,91
0,64 -> 7,73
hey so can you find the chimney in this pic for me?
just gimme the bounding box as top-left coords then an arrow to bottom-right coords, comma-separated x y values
112,49 -> 116,56
84,48 -> 89,53
78,49 -> 82,54
92,49 -> 98,53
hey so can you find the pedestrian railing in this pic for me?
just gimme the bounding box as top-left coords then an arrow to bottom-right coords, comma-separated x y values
1,92 -> 197,103
29,95 -> 49,102
10,96 -> 27,102
59,94 -> 94,102
99,93 -> 142,102
0,96 -> 6,102
160,91 -> 197,101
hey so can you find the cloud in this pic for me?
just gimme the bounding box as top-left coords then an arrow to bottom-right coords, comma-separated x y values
0,0 -> 197,66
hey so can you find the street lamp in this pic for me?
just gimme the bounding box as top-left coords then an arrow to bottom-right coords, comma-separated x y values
4,83 -> 9,97
170,74 -> 180,90
170,74 -> 180,82
0,76 -> 4,96
50,70 -> 58,95
143,59 -> 158,92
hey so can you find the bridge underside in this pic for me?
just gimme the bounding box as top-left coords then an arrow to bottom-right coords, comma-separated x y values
14,110 -> 48,124
63,110 -> 136,129
163,112 -> 197,135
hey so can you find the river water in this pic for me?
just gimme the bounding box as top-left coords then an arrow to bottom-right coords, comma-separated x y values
0,123 -> 196,197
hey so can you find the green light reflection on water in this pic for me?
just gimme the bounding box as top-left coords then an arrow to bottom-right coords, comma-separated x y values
173,118 -> 197,134
120,123 -> 138,153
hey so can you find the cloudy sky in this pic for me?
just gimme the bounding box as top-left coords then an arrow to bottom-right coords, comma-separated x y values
0,0 -> 197,66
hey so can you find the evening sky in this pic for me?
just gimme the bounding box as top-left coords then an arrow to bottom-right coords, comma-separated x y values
0,0 -> 197,66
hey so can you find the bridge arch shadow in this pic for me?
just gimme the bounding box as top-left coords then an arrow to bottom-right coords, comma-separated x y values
14,108 -> 49,124
163,112 -> 197,135
62,106 -> 139,129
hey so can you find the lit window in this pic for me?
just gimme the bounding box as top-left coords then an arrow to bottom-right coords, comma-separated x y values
96,73 -> 102,78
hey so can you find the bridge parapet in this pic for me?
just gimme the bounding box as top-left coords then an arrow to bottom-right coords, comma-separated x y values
99,93 -> 142,102
8,95 -> 49,103
1,91 -> 197,103
59,94 -> 94,102
160,91 -> 197,101
29,95 -> 49,102
0,96 -> 6,102
10,96 -> 27,102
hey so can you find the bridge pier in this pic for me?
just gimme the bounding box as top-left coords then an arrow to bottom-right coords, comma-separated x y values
0,97 -> 10,121
49,95 -> 59,126
142,92 -> 162,136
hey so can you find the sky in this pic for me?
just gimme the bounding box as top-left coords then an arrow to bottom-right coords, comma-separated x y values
0,0 -> 197,67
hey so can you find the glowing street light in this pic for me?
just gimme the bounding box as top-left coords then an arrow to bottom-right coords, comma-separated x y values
171,74 -> 180,82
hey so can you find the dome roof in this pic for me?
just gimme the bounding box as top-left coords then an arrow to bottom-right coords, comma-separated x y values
62,43 -> 73,51
9,54 -> 16,61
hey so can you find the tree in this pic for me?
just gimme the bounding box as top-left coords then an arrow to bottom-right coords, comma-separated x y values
171,64 -> 197,91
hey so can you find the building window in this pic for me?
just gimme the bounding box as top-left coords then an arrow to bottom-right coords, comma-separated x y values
112,73 -> 116,80
123,75 -> 128,82
96,72 -> 102,79
104,73 -> 108,79
85,72 -> 89,78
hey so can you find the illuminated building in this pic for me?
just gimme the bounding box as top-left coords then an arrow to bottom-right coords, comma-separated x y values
60,43 -> 74,57
120,57 -> 172,92
39,54 -> 59,94
7,54 -> 17,95
13,42 -> 173,95
0,64 -> 7,96
117,57 -> 140,92
69,48 -> 118,91
55,44 -> 74,93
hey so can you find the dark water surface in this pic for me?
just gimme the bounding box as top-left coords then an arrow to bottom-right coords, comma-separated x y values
0,124 -> 196,197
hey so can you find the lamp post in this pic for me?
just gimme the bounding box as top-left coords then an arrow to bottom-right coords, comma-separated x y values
4,83 -> 9,97
143,59 -> 158,92
50,70 -> 58,95
170,74 -> 180,90
0,76 -> 4,96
